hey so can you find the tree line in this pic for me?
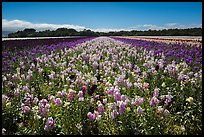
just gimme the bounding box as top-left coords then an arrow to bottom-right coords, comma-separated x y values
8,27 -> 202,37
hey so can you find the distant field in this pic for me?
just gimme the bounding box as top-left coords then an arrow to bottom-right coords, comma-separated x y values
2,36 -> 86,41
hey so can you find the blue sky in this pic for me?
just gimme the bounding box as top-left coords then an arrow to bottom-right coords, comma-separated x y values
2,2 -> 202,32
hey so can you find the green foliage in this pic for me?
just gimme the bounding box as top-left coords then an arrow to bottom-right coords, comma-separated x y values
8,27 -> 202,38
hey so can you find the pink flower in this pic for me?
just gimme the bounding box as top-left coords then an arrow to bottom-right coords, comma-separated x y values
94,95 -> 100,99
22,106 -> 30,113
98,104 -> 104,114
87,112 -> 95,121
94,111 -> 102,121
67,89 -> 75,101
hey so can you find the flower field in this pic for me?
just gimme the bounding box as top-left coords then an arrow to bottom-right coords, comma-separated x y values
2,37 -> 202,135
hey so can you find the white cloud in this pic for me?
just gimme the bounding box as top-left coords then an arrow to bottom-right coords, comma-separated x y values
2,19 -> 202,33
2,19 -> 86,32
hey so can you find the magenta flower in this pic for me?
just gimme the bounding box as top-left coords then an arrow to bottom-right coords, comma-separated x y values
98,104 -> 104,114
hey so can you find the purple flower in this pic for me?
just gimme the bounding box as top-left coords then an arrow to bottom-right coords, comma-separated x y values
103,98 -> 107,104
137,106 -> 144,116
132,96 -> 144,106
62,89 -> 66,96
41,99 -> 48,106
44,117 -> 55,131
67,89 -> 75,101
14,88 -> 20,97
33,97 -> 39,105
56,98 -> 62,106
150,96 -> 160,107
26,75 -> 31,81
77,91 -> 84,98
98,104 -> 104,114
111,110 -> 119,119
87,112 -> 95,121
153,88 -> 160,98
114,92 -> 121,102
164,109 -> 170,116
22,106 -> 30,113
57,91 -> 62,98
157,106 -> 164,113
119,101 -> 126,114
49,95 -> 56,104
81,85 -> 87,95
2,95 -> 8,104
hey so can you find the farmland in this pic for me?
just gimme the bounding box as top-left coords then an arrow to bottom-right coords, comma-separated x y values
2,36 -> 202,135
